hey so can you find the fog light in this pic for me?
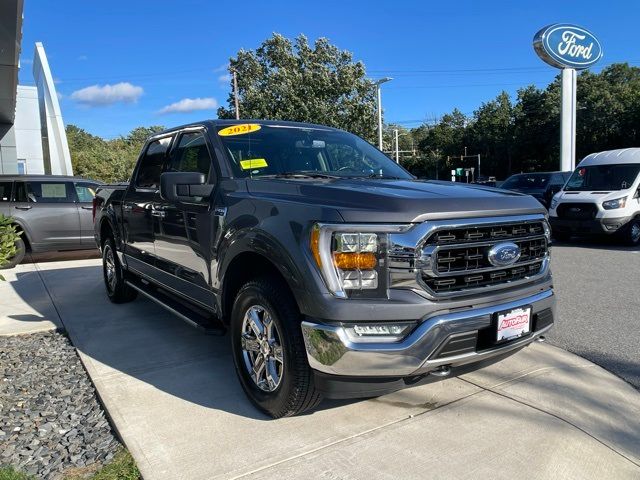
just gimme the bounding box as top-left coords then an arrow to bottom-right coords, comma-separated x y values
353,324 -> 408,336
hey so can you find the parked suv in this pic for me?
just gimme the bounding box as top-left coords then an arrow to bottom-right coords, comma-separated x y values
93,120 -> 555,418
500,171 -> 572,208
549,148 -> 640,244
0,175 -> 101,267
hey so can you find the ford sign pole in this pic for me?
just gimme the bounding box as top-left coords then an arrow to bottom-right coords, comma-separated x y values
561,68 -> 577,171
533,24 -> 602,171
374,77 -> 393,150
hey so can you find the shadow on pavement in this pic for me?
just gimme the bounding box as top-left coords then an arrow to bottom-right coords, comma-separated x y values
551,236 -> 639,252
22,249 -> 101,265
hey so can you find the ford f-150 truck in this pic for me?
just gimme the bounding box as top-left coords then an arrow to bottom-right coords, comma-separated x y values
93,120 -> 555,418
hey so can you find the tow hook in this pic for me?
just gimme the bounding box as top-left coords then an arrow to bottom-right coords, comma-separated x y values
536,336 -> 546,343
430,365 -> 452,377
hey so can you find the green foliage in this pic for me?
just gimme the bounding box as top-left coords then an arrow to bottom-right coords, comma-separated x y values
0,467 -> 34,480
67,125 -> 165,183
218,33 -> 377,142
403,63 -> 640,179
0,214 -> 21,279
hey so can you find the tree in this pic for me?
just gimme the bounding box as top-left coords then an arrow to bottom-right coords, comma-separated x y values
67,125 -> 164,183
218,34 -> 377,141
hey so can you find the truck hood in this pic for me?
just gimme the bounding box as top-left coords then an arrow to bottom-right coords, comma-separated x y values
247,178 -> 546,223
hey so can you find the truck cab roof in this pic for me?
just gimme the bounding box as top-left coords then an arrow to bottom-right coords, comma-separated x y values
579,148 -> 640,167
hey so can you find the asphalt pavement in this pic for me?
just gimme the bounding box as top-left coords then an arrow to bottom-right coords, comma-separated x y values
547,237 -> 640,389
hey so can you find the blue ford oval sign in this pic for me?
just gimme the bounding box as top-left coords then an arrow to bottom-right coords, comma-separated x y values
533,24 -> 602,69
487,242 -> 521,267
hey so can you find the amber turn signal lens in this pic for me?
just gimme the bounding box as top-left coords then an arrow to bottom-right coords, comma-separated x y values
310,225 -> 322,268
333,252 -> 377,270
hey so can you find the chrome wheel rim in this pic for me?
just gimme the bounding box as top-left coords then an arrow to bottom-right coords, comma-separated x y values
632,223 -> 640,243
104,246 -> 117,292
240,305 -> 284,392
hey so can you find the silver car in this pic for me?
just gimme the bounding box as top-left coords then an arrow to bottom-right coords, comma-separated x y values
0,175 -> 101,267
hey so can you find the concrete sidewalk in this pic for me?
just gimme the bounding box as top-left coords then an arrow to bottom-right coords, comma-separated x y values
1,258 -> 639,479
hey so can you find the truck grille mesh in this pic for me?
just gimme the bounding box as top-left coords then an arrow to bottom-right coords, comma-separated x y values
421,221 -> 548,295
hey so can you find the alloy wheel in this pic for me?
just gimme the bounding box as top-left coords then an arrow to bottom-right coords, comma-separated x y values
104,245 -> 117,293
240,305 -> 284,392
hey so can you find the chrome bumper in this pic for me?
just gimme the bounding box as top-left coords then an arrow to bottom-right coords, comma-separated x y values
301,289 -> 555,377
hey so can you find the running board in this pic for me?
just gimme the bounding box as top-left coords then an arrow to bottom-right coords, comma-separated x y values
125,278 -> 226,336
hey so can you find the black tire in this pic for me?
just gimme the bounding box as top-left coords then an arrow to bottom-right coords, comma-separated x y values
623,218 -> 640,246
0,238 -> 26,269
552,230 -> 571,242
230,276 -> 322,418
102,237 -> 137,303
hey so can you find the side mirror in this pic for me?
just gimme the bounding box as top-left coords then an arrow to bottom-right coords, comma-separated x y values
160,172 -> 212,204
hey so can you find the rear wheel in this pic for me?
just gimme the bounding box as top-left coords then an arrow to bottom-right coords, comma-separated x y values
102,237 -> 137,303
230,276 -> 322,418
0,238 -> 26,269
624,218 -> 640,246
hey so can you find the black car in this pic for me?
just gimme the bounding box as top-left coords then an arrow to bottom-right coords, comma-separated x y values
500,172 -> 572,208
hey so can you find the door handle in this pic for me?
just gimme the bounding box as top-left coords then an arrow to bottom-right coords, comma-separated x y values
123,204 -> 133,212
15,205 -> 32,210
151,211 -> 166,218
81,205 -> 93,210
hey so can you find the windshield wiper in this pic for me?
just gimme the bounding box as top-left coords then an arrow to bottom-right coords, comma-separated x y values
263,171 -> 340,179
364,173 -> 404,180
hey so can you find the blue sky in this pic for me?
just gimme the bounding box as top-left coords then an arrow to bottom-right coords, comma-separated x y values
19,0 -> 640,138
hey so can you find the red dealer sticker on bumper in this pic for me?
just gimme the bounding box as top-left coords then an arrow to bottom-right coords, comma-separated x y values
496,306 -> 532,342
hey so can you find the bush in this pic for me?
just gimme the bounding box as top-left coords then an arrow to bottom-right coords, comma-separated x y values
0,214 -> 21,280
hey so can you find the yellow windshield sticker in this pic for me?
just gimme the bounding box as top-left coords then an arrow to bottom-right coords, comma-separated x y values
240,158 -> 268,170
218,123 -> 261,136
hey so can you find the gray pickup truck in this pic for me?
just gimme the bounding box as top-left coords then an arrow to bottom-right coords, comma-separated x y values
93,120 -> 555,418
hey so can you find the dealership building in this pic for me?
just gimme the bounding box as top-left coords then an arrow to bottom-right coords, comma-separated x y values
0,0 -> 72,176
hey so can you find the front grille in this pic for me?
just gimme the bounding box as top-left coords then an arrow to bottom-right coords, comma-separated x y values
556,203 -> 597,220
423,261 -> 544,294
425,221 -> 545,246
420,219 -> 549,296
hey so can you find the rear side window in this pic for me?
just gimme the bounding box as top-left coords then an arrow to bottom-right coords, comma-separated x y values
24,181 -> 75,203
0,182 -> 12,201
167,131 -> 212,177
74,182 -> 99,202
136,137 -> 172,189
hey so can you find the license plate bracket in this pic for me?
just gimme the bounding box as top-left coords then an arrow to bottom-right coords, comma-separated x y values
494,306 -> 532,343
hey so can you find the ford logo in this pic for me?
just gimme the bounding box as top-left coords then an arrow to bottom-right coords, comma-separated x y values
487,242 -> 521,268
533,24 -> 602,70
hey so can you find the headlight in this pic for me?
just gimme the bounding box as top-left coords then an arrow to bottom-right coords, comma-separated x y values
310,223 -> 410,298
602,196 -> 627,210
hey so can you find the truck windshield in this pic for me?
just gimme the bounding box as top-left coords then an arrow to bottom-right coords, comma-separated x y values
216,124 -> 413,180
564,164 -> 640,191
502,173 -> 550,190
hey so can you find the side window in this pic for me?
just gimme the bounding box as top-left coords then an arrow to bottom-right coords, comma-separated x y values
167,131 -> 212,178
14,182 -> 27,202
74,182 -> 98,203
24,181 -> 75,203
551,173 -> 565,185
0,182 -> 12,202
136,137 -> 172,189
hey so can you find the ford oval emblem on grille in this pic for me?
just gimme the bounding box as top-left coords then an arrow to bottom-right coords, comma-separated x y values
487,242 -> 521,267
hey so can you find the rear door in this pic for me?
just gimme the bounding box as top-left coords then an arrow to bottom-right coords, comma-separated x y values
73,181 -> 100,244
122,135 -> 173,279
12,180 -> 81,251
152,128 -> 216,306
0,180 -> 13,218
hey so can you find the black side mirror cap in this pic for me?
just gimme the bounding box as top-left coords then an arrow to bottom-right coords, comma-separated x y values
160,172 -> 212,203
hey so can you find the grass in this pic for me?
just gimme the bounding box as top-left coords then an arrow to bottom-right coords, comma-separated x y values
0,449 -> 140,480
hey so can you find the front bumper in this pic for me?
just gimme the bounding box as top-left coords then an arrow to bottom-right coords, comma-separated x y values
550,215 -> 633,235
301,289 -> 554,377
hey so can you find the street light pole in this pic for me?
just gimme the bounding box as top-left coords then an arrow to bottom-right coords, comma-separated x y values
232,69 -> 240,120
394,129 -> 399,163
373,77 -> 392,150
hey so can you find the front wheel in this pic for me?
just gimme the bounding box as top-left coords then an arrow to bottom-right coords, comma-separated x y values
624,218 -> 640,246
230,276 -> 322,418
102,237 -> 137,303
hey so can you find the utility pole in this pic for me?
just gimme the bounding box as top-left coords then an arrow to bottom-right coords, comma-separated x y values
394,129 -> 399,163
232,69 -> 240,120
373,77 -> 392,150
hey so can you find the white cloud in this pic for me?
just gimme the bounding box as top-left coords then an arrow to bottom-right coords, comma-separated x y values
218,73 -> 231,84
77,55 -> 88,61
213,63 -> 229,73
158,97 -> 218,114
70,82 -> 143,106
20,58 -> 33,65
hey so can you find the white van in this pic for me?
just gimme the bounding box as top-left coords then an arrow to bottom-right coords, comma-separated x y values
549,148 -> 640,245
